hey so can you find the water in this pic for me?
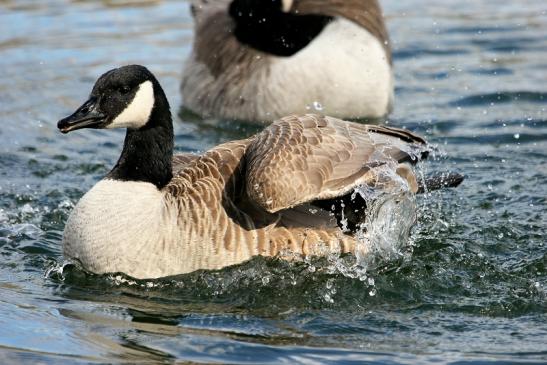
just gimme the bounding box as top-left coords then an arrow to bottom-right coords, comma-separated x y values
1,0 -> 546,363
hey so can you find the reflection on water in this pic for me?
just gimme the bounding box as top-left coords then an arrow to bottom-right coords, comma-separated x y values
0,0 -> 546,363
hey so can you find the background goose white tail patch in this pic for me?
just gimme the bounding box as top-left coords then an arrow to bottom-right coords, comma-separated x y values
109,81 -> 154,129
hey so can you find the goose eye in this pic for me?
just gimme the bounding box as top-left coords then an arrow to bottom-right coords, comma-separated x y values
119,85 -> 131,95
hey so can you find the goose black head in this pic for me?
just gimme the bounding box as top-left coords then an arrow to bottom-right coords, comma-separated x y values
58,65 -> 174,188
58,65 -> 161,133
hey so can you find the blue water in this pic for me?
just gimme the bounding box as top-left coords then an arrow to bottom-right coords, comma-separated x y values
0,1 -> 546,363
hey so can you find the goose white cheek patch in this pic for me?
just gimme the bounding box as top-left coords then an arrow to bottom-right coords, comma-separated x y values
108,81 -> 154,129
281,0 -> 293,12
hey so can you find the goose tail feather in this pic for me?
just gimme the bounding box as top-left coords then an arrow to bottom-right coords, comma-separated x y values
417,172 -> 465,193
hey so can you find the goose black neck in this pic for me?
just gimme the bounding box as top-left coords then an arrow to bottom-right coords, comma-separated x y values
107,84 -> 174,189
229,0 -> 332,57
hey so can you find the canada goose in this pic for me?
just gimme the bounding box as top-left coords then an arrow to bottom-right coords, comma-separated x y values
181,0 -> 393,122
58,65 -> 462,279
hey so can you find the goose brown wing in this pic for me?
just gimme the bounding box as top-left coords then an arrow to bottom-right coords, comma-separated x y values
245,114 -> 426,213
172,153 -> 200,175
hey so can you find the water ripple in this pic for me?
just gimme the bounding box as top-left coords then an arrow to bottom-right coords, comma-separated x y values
449,92 -> 547,107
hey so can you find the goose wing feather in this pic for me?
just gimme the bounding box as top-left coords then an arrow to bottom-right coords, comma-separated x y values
172,153 -> 200,175
245,114 -> 426,213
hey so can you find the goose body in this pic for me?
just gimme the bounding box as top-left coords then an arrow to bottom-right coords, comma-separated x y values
181,0 -> 393,122
58,66 -> 462,279
63,136 -> 359,278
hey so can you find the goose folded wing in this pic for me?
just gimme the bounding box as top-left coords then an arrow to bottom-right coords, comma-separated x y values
245,114 -> 427,213
172,153 -> 200,175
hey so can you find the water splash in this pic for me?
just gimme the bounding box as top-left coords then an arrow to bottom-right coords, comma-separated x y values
356,188 -> 416,266
44,260 -> 72,280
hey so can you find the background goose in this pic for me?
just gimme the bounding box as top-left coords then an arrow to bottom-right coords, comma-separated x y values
58,65 -> 462,279
181,0 -> 393,122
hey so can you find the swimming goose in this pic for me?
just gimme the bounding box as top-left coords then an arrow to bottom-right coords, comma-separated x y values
58,65 -> 462,279
181,0 -> 393,122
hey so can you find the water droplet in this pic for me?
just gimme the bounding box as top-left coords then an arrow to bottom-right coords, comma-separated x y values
21,203 -> 35,215
312,101 -> 323,111
513,133 -> 520,139
58,199 -> 74,210
0,209 -> 8,223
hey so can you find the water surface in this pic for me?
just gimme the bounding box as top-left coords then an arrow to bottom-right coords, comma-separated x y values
0,0 -> 546,363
